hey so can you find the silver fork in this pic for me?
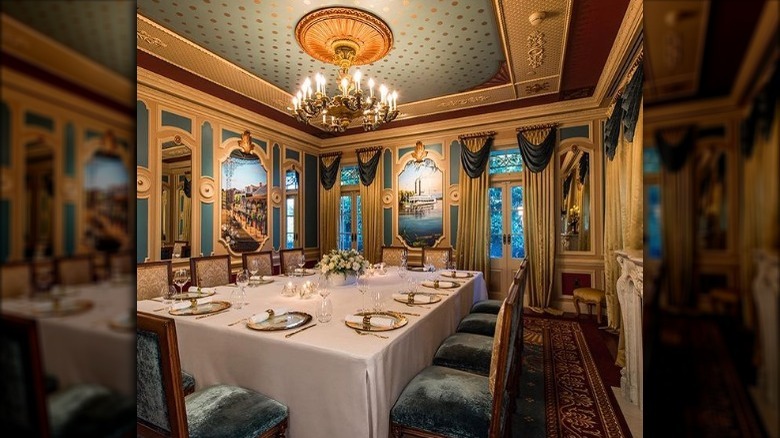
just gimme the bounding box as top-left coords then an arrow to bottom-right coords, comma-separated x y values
353,329 -> 389,339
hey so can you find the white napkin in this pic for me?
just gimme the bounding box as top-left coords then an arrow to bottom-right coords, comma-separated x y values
262,275 -> 273,281
422,280 -> 455,288
171,297 -> 212,310
188,286 -> 217,294
392,293 -> 433,304
294,268 -> 307,273
250,307 -> 288,324
446,271 -> 470,278
345,314 -> 395,328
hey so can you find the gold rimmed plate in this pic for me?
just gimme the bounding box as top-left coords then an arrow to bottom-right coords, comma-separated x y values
33,299 -> 93,317
393,293 -> 442,305
344,311 -> 408,332
250,278 -> 275,286
169,300 -> 231,316
440,271 -> 474,279
109,316 -> 135,331
172,290 -> 217,300
407,266 -> 426,272
420,280 -> 459,290
247,311 -> 312,331
285,269 -> 317,277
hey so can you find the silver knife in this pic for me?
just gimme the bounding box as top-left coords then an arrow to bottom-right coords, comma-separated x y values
285,324 -> 317,338
195,309 -> 230,319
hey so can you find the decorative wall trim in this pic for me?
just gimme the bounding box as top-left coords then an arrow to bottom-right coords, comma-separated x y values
136,166 -> 153,199
199,176 -> 215,202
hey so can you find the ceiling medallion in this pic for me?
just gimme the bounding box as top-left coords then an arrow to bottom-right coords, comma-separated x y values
290,7 -> 399,133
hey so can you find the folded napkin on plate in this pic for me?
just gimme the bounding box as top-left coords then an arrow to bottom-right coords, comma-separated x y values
262,275 -> 274,281
422,280 -> 455,288
392,293 -> 433,304
250,307 -> 288,323
187,286 -> 218,294
447,271 -> 470,278
171,297 -> 212,310
345,314 -> 395,328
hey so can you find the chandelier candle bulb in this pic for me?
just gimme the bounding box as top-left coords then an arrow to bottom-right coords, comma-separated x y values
354,70 -> 362,90
369,78 -> 375,97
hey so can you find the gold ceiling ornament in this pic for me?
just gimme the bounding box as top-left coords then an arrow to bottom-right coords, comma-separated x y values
290,7 -> 399,133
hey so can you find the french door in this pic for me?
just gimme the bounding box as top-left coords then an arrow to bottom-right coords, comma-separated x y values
338,192 -> 363,251
488,182 -> 525,299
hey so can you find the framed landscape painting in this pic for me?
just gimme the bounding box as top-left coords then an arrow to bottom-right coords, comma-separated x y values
397,158 -> 444,247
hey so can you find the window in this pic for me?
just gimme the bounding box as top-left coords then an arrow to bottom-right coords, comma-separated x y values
338,165 -> 362,251
643,147 -> 661,174
488,149 -> 524,175
340,165 -> 360,186
284,169 -> 299,248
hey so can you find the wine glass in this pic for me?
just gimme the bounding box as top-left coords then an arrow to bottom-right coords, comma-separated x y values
372,289 -> 385,312
297,254 -> 306,275
316,287 -> 333,323
356,274 -> 369,313
249,259 -> 260,285
173,269 -> 189,295
161,285 -> 177,310
233,270 -> 250,309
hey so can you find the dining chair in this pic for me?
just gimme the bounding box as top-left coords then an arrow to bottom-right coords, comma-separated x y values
390,276 -> 519,438
30,260 -> 55,292
1,313 -> 135,438
1,261 -> 32,298
457,262 -> 527,336
190,255 -> 231,288
137,312 -> 289,438
380,246 -> 408,266
243,251 -> 274,276
108,251 -> 134,276
470,258 -> 528,315
55,255 -> 95,286
173,241 -> 190,258
137,260 -> 173,301
421,246 -> 453,269
279,248 -> 304,275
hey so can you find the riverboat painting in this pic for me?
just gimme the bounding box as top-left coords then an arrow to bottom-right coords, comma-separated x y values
397,158 -> 444,247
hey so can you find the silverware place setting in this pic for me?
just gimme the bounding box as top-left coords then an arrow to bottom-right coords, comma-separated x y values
195,309 -> 230,319
285,324 -> 317,338
353,329 -> 389,339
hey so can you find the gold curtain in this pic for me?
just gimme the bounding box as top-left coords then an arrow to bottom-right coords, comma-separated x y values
455,136 -> 491,285
358,148 -> 383,263
740,100 -> 779,327
521,128 -> 558,313
319,155 -> 341,254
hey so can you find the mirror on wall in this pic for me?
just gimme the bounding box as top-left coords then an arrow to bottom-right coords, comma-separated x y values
695,146 -> 727,250
560,145 -> 591,252
220,149 -> 268,253
160,138 -> 192,259
24,138 -> 54,259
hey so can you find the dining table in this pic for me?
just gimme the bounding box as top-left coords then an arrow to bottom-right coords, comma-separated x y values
137,267 -> 487,438
1,278 -> 136,397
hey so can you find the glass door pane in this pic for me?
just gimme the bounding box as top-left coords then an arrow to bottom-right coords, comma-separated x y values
510,185 -> 525,258
339,195 -> 352,250
356,195 -> 363,252
285,196 -> 296,248
489,187 -> 503,258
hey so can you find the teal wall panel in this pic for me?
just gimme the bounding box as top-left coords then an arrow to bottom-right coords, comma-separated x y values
272,144 -> 281,187
450,140 -> 461,185
304,153 -> 318,248
428,143 -> 443,155
201,203 -> 213,256
1,102 -> 10,167
85,130 -> 102,141
24,111 -> 54,132
383,149 -> 392,190
384,208 -> 393,246
253,139 -> 267,153
161,110 -> 192,133
559,125 -> 589,141
201,122 -> 214,177
137,101 -> 149,167
222,129 -> 240,143
285,148 -> 300,162
64,203 -> 76,255
0,200 -> 9,262
450,205 -> 459,248
273,207 -> 281,249
64,123 -> 76,177
137,199 -> 148,263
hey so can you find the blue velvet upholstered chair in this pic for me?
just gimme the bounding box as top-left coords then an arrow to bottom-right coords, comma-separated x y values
469,259 -> 527,315
0,314 -> 134,438
389,279 -> 520,438
137,312 -> 289,438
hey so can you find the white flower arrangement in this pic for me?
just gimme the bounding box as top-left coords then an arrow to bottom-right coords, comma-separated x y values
316,248 -> 370,278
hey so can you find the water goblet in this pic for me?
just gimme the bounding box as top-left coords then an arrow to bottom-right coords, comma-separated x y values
249,259 -> 260,285
297,254 -> 306,275
316,288 -> 333,323
356,275 -> 369,313
161,285 -> 177,310
173,269 -> 189,295
372,289 -> 385,312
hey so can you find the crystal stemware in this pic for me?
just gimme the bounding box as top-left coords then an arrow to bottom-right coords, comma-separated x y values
297,254 -> 306,275
161,285 -> 177,310
249,259 -> 260,285
173,269 -> 189,295
316,287 -> 333,323
356,274 -> 369,313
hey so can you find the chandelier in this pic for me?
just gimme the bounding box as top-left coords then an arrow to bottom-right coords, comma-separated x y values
290,7 -> 399,133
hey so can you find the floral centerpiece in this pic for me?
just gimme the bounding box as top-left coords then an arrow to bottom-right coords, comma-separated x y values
317,249 -> 370,286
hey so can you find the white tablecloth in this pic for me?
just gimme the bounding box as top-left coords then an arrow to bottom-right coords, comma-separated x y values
1,280 -> 136,396
137,269 -> 487,438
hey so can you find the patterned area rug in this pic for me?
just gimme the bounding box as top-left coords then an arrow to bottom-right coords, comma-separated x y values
514,316 -> 630,437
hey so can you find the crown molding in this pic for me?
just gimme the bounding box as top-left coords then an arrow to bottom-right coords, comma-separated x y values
1,14 -> 133,106
591,0 -> 643,105
729,1 -> 778,106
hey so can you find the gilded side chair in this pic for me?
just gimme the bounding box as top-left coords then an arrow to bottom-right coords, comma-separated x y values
380,246 -> 408,266
190,255 -> 231,287
279,248 -> 304,275
1,262 -> 32,298
56,255 -> 95,286
242,251 -> 274,276
136,261 -> 173,301
421,246 -> 453,269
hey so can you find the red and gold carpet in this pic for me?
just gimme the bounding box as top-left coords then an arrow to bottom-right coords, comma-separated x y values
514,315 -> 631,437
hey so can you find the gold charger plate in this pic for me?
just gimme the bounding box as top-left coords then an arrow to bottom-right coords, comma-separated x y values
393,293 -> 442,305
246,311 -> 312,331
420,280 -> 459,290
285,269 -> 316,277
169,300 -> 231,316
345,311 -> 408,332
407,266 -> 426,272
440,271 -> 474,279
33,299 -> 93,317
109,317 -> 135,331
172,290 -> 216,300
250,278 -> 275,286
